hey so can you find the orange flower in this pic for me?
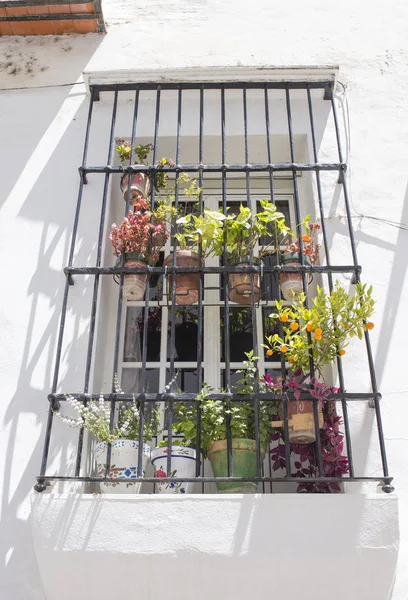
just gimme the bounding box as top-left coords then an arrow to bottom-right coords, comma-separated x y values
281,345 -> 289,353
339,349 -> 346,356
366,322 -> 374,330
306,322 -> 314,332
302,234 -> 311,242
280,314 -> 289,322
290,322 -> 299,331
266,349 -> 273,357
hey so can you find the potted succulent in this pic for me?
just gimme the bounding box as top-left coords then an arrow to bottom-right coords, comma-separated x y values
221,200 -> 291,305
263,281 -> 375,443
280,219 -> 321,301
164,179 -> 225,305
53,378 -> 159,494
116,139 -> 174,205
174,352 -> 276,493
109,196 -> 169,300
151,441 -> 196,494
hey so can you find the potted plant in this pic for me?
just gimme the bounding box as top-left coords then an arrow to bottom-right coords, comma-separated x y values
164,178 -> 225,305
263,281 -> 375,443
151,441 -> 196,494
53,378 -> 159,494
174,352 -> 276,493
221,200 -> 291,305
280,218 -> 321,301
109,196 -> 169,300
269,386 -> 349,493
116,139 -> 174,205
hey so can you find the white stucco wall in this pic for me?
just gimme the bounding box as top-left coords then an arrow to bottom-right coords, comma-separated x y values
1,1 -> 408,598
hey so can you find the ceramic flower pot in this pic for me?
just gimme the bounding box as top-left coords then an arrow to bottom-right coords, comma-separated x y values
151,446 -> 196,494
163,250 -> 201,305
207,438 -> 265,493
279,253 -> 311,301
123,252 -> 148,300
121,172 -> 152,205
228,257 -> 262,305
94,439 -> 151,494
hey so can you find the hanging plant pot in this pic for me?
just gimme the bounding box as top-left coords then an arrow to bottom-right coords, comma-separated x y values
279,253 -> 311,301
207,438 -> 265,493
273,400 -> 323,444
151,446 -> 196,494
228,257 -> 262,305
94,439 -> 150,494
123,252 -> 148,301
121,172 -> 152,205
163,250 -> 201,306
175,321 -> 198,361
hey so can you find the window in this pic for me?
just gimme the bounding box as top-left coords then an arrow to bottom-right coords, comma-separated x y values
35,78 -> 393,495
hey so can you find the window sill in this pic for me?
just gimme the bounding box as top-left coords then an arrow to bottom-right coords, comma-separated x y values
31,493 -> 398,600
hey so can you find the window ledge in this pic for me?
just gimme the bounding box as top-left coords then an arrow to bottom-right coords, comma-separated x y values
31,493 -> 399,600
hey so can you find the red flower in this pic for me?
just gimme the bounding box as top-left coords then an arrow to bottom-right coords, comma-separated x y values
156,468 -> 167,479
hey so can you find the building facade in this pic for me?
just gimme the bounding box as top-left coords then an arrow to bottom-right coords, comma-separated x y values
0,1 -> 406,598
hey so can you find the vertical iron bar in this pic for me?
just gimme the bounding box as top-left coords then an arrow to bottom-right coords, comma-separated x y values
307,86 -> 353,477
331,92 -> 389,478
196,86 -> 204,479
221,85 -> 233,478
76,89 -> 118,477
167,85 -> 181,478
243,85 -> 261,479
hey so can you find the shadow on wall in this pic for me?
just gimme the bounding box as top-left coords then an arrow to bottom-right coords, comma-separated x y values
0,35 -> 105,600
323,177 -> 408,487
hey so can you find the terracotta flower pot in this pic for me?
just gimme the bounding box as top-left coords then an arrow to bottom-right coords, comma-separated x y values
121,172 -> 152,205
163,250 -> 201,305
123,252 -> 148,300
208,438 -> 265,493
228,257 -> 262,305
279,253 -> 311,301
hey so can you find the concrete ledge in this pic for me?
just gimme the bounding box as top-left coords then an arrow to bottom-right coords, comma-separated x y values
31,493 -> 399,600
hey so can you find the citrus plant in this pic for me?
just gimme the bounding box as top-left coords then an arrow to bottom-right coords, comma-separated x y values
263,281 -> 375,377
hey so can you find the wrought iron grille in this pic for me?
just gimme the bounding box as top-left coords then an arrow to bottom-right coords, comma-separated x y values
34,80 -> 393,494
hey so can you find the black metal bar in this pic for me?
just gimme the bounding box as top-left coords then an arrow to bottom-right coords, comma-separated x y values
81,162 -> 345,175
35,87 -> 96,487
75,89 -> 118,477
220,85 -> 233,479
307,85 -> 355,476
49,391 -> 381,402
65,264 -> 362,276
38,474 -> 389,484
196,85 -> 204,480
92,82 -> 331,92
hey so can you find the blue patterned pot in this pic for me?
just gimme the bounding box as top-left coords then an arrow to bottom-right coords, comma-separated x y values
94,439 -> 151,494
151,446 -> 196,494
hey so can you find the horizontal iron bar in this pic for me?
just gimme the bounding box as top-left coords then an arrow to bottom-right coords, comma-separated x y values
64,265 -> 361,275
91,82 -> 331,92
80,163 -> 345,174
49,392 -> 382,402
37,474 -> 391,484
0,13 -> 98,21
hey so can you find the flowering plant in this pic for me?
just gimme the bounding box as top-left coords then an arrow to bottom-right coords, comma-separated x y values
109,197 -> 168,264
263,281 -> 375,377
283,219 -> 321,265
54,377 -> 159,444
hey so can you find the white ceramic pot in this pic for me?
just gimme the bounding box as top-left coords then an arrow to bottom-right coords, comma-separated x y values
121,172 -> 152,204
151,446 -> 196,494
94,439 -> 150,494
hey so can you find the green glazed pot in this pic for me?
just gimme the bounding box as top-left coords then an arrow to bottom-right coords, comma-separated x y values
207,438 -> 265,493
